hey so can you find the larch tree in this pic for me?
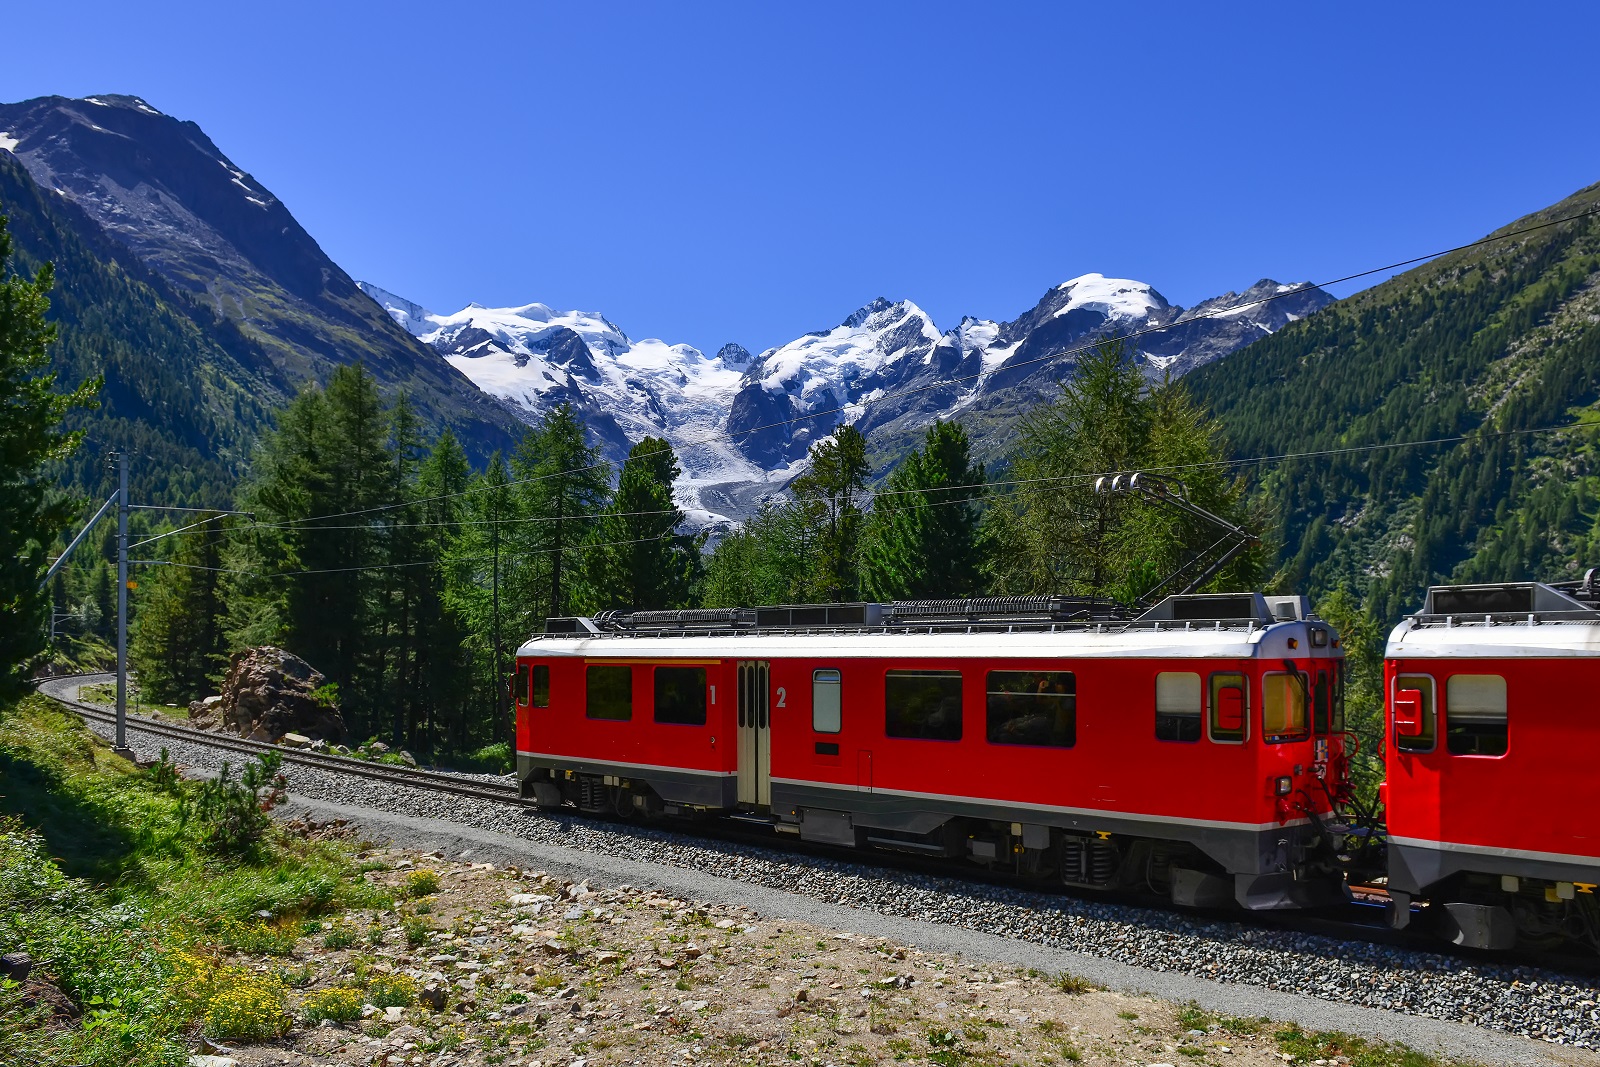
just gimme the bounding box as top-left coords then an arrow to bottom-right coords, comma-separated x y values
860,420 -> 987,601
792,424 -> 870,602
582,436 -> 701,612
0,210 -> 97,697
983,336 -> 1262,604
130,513 -> 229,702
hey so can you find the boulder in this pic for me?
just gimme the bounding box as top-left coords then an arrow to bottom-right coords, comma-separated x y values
187,694 -> 223,730
218,647 -> 346,743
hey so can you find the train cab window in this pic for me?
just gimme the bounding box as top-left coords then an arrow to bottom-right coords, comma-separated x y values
653,666 -> 707,726
1262,672 -> 1310,743
1155,672 -> 1202,741
885,670 -> 962,741
986,671 -> 1076,748
1208,672 -> 1247,743
585,665 -> 632,721
1446,674 -> 1507,756
813,670 -> 842,733
513,665 -> 529,707
1393,674 -> 1435,753
531,664 -> 550,709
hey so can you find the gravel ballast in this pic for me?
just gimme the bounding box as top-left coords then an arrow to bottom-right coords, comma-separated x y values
51,681 -> 1600,1060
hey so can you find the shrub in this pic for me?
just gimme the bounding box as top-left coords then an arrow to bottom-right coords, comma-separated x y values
203,971 -> 290,1041
402,868 -> 440,897
366,973 -> 417,1009
322,925 -> 356,950
217,918 -> 298,956
182,752 -> 286,856
148,748 -> 181,794
403,917 -> 435,948
301,986 -> 364,1024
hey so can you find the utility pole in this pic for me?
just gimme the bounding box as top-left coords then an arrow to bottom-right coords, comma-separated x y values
113,451 -> 133,760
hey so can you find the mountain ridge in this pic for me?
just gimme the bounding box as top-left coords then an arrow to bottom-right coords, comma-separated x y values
0,93 -> 522,461
361,273 -> 1334,518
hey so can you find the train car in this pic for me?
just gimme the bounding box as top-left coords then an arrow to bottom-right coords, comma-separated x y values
514,592 -> 1349,912
1384,579 -> 1600,951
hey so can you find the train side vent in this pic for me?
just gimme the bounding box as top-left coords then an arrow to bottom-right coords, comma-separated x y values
1137,593 -> 1272,624
621,608 -> 757,630
885,596 -> 1123,623
754,603 -> 885,628
544,616 -> 602,634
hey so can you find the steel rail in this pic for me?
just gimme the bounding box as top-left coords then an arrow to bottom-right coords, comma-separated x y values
33,677 -> 1600,972
39,675 -> 521,806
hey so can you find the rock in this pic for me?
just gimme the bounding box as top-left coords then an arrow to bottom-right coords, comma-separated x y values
0,952 -> 32,982
218,647 -> 346,742
279,732 -> 312,748
369,741 -> 390,755
397,749 -> 419,767
418,981 -> 448,1011
188,1057 -> 238,1067
383,1005 -> 405,1023
714,919 -> 735,929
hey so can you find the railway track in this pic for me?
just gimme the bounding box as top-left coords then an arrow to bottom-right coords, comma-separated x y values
37,674 -> 522,807
35,675 -> 1600,980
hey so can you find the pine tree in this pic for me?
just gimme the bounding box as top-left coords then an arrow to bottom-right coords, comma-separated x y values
702,498 -> 830,607
983,337 -> 1260,603
582,437 -> 701,612
513,404 -> 611,619
860,421 -> 986,601
0,211 -> 97,695
792,424 -> 870,602
130,514 -> 228,702
226,364 -> 394,736
415,430 -> 472,752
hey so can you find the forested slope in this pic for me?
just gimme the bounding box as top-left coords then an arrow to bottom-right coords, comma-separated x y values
0,152 -> 286,506
1186,182 -> 1600,621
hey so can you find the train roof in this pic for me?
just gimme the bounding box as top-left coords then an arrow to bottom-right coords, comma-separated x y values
1387,578 -> 1600,659
516,592 -> 1339,661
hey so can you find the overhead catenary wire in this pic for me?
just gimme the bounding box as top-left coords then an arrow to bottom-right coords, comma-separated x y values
255,201 -> 1600,530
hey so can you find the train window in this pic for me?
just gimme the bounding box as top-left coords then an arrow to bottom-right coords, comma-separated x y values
1208,672 -> 1247,743
1155,672 -> 1202,742
885,670 -> 962,741
813,669 -> 842,734
653,666 -> 707,726
513,665 -> 529,707
531,664 -> 550,709
1446,674 -> 1507,756
1262,672 -> 1310,743
1394,674 -> 1435,752
585,665 -> 632,721
986,671 -> 1076,748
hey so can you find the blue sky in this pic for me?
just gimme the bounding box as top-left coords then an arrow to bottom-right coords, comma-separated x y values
4,2 -> 1598,356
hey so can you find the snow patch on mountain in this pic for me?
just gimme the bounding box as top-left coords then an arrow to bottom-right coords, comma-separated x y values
1051,273 -> 1168,323
360,272 -> 1336,523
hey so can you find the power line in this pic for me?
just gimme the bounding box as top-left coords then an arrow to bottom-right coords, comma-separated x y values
261,201 -> 1600,530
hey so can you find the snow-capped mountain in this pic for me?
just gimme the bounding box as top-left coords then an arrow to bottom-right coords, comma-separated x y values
359,272 -> 1333,520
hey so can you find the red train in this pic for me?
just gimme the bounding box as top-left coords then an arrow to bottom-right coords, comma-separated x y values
514,580 -> 1600,952
1382,578 -> 1600,951
514,593 -> 1352,914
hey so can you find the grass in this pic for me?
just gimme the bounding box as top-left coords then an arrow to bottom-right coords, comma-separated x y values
0,694 -> 389,1066
1275,1026 -> 1445,1067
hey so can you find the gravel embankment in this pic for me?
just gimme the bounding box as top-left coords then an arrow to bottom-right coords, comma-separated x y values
64,694 -> 1600,1053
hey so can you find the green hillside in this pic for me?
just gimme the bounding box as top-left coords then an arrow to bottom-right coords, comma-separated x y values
0,152 -> 286,506
1186,182 -> 1600,621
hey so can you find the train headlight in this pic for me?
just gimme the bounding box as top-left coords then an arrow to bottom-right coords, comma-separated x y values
1274,776 -> 1293,796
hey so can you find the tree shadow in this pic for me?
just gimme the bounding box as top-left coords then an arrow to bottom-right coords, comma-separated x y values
0,748 -> 147,886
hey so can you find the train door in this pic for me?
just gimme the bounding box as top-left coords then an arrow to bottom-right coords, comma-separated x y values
736,661 -> 771,807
